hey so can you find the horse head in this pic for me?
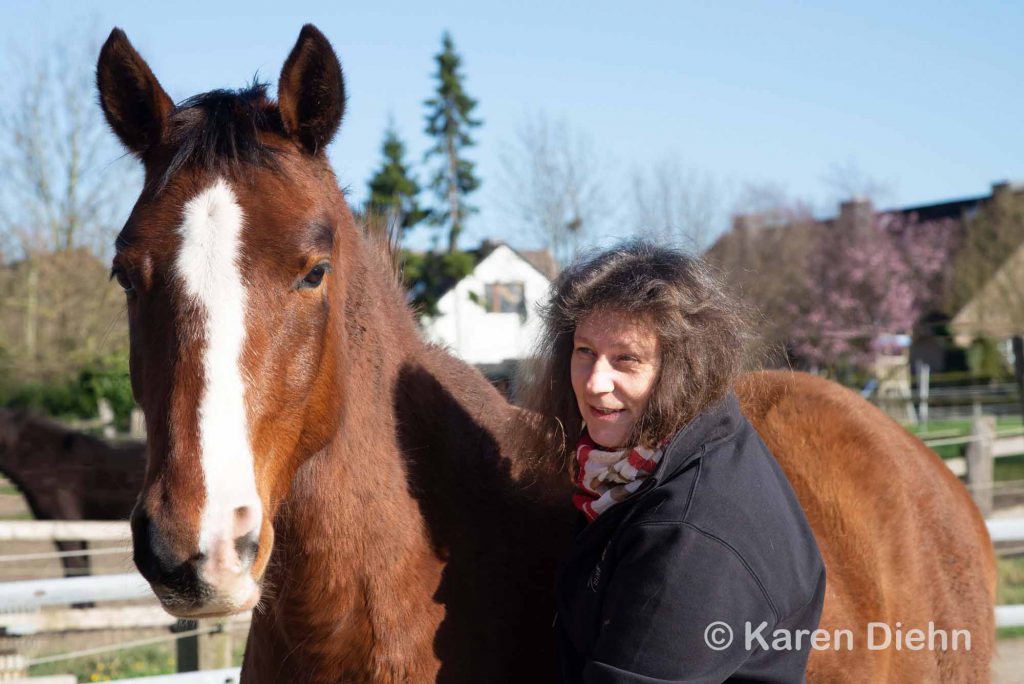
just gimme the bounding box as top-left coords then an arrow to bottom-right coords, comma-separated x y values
98,25 -> 353,617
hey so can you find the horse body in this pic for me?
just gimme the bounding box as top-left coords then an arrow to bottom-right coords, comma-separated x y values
738,372 -> 995,681
95,25 -> 993,682
0,408 -> 145,578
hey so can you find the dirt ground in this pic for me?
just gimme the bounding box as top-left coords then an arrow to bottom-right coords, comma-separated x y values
993,638 -> 1024,683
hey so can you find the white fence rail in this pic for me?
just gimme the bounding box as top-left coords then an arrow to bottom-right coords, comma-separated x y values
997,605 -> 1024,630
0,520 -> 130,542
2,605 -> 176,636
0,573 -> 150,611
987,518 -> 1024,544
938,434 -> 1024,477
109,668 -> 241,683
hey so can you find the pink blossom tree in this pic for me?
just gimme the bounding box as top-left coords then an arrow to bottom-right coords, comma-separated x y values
787,214 -> 962,372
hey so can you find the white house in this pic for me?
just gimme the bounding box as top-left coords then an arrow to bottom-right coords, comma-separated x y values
421,243 -> 557,368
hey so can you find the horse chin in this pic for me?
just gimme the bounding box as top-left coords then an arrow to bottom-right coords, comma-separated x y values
154,580 -> 261,618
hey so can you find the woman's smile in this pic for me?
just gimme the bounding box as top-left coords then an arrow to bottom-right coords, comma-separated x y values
588,405 -> 627,419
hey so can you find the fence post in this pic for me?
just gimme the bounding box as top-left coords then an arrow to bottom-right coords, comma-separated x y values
965,415 -> 995,517
97,399 -> 116,439
175,618 -> 199,672
130,408 -> 146,439
918,361 -> 929,427
199,620 -> 233,670
1014,335 -> 1024,430
0,652 -> 28,680
175,618 -> 232,672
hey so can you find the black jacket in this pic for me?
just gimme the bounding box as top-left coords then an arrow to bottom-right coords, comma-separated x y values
555,392 -> 825,683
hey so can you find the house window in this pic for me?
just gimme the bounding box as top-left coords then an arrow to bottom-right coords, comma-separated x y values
484,282 -> 526,315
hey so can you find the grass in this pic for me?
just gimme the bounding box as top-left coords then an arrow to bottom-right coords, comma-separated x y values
0,510 -> 35,520
997,455 -> 1024,482
906,416 -> 1024,464
233,636 -> 247,666
26,633 -> 248,682
909,415 -> 1023,440
999,557 -> 1024,641
29,643 -> 175,682
929,442 -> 964,460
999,556 -> 1024,606
999,625 -> 1024,639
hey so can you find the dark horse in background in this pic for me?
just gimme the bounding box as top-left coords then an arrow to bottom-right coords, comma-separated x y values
0,408 -> 144,577
96,25 -> 995,683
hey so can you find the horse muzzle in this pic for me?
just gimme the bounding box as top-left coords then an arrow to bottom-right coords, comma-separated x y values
131,507 -> 262,617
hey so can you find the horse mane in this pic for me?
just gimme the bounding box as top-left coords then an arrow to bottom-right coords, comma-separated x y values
350,209 -> 398,277
160,82 -> 284,189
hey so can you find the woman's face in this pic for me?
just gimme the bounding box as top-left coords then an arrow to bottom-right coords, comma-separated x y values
571,310 -> 661,449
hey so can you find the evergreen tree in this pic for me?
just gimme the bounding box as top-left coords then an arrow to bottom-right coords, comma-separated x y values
366,123 -> 426,239
423,32 -> 482,253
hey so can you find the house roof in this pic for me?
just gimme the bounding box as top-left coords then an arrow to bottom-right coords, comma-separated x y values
466,240 -> 558,283
516,249 -> 560,281
951,242 -> 1024,340
708,184 -> 1014,260
419,241 -> 559,302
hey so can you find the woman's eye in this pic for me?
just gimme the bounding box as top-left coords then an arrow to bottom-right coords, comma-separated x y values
299,263 -> 329,289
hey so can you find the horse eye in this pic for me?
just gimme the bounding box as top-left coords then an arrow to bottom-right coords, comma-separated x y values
112,268 -> 134,293
299,263 -> 329,289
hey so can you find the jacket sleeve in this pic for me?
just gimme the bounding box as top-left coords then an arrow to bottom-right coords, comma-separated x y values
582,522 -> 779,684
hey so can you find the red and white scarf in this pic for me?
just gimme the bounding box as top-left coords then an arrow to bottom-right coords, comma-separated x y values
572,432 -> 666,522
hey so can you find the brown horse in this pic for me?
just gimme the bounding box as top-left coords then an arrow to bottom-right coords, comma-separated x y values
96,25 -> 994,682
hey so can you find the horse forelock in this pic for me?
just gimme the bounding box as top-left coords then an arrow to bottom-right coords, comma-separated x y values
158,83 -> 285,191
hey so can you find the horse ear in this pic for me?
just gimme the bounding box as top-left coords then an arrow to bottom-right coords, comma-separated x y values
278,24 -> 346,155
96,28 -> 174,156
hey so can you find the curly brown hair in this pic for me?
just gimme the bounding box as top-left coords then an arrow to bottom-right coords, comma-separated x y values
514,240 -> 748,470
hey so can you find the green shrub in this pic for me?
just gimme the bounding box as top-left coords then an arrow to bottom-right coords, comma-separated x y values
967,336 -> 1011,380
0,352 -> 134,430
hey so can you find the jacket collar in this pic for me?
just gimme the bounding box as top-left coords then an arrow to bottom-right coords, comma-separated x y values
650,391 -> 742,484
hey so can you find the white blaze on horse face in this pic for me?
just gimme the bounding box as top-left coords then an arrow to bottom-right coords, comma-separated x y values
174,178 -> 261,594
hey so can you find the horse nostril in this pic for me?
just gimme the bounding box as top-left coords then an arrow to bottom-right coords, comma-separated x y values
131,508 -> 162,583
234,531 -> 259,569
233,505 -> 258,538
131,509 -> 203,598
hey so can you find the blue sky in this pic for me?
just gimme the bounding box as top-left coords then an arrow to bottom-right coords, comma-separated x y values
2,0 -> 1022,250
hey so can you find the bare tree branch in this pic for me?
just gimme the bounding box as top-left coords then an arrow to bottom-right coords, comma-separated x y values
631,156 -> 720,251
821,158 -> 895,207
497,113 -> 608,264
0,27 -> 138,258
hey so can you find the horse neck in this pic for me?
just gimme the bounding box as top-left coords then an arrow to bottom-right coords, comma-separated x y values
281,235 -> 524,541
261,238 -> 443,664
262,240 -> 568,674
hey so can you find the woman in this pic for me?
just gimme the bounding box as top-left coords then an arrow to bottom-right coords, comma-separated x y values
518,241 -> 825,683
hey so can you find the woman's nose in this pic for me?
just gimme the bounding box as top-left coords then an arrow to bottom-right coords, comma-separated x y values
586,359 -> 615,395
